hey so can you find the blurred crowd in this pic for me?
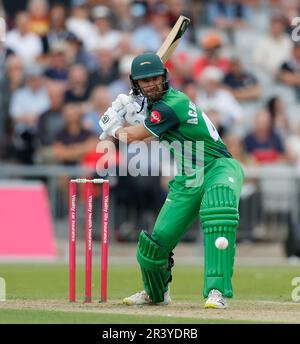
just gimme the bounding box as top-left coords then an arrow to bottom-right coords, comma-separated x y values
1,0 -> 300,168
1,0 -> 300,240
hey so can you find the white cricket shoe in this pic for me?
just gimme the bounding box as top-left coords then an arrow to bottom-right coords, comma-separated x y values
123,289 -> 171,305
204,289 -> 228,309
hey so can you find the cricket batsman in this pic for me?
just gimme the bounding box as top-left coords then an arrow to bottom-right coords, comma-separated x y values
99,52 -> 244,309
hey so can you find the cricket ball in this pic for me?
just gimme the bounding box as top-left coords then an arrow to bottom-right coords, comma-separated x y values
215,237 -> 228,250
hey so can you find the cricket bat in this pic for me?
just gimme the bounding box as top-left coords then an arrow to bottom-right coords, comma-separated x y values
156,15 -> 191,63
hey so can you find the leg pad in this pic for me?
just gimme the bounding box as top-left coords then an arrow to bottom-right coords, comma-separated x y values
137,231 -> 174,303
200,185 -> 239,298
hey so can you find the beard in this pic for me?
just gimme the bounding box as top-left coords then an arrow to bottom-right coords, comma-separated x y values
141,82 -> 167,103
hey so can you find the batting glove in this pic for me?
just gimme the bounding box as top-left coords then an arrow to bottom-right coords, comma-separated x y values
124,102 -> 146,126
112,94 -> 146,126
99,107 -> 124,140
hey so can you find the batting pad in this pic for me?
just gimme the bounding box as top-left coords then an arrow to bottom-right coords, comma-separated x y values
137,231 -> 173,303
200,185 -> 239,298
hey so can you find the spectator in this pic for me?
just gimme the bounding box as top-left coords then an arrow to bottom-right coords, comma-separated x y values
88,5 -> 123,53
44,40 -> 69,83
243,109 -> 286,165
223,56 -> 262,102
166,0 -> 195,44
110,0 -> 135,31
52,102 -> 98,165
206,0 -> 252,31
27,0 -> 49,41
0,44 -> 11,76
196,66 -> 243,132
89,48 -> 120,88
0,55 -> 25,122
165,51 -> 192,89
9,65 -> 50,164
64,64 -> 91,107
181,80 -> 198,103
223,133 -> 248,166
37,82 -> 65,148
83,86 -> 112,135
5,11 -> 43,66
278,42 -> 300,101
166,0 -> 191,27
205,106 -> 227,139
0,55 -> 25,160
9,65 -> 50,130
253,12 -> 292,76
131,0 -> 166,18
224,132 -> 257,243
131,4 -> 170,54
192,32 -> 230,81
114,31 -> 136,62
46,3 -> 73,51
66,0 -> 98,52
2,0 -> 27,25
207,0 -> 252,44
109,54 -> 134,99
266,96 -> 291,140
65,33 -> 99,72
52,100 -> 99,217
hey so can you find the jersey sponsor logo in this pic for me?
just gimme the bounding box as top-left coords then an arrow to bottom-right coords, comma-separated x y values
150,110 -> 161,123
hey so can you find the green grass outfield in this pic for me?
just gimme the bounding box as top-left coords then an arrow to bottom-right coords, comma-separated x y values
0,264 -> 299,324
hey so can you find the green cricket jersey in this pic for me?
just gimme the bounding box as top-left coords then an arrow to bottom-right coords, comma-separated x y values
144,87 -> 232,176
